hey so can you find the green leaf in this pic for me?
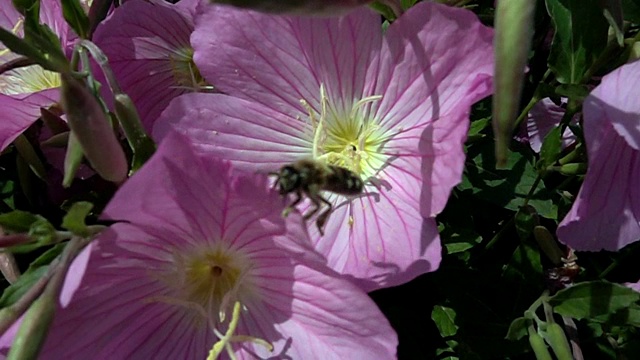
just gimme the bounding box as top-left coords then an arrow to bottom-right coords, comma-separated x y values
537,126 -> 563,171
8,218 -> 57,253
0,210 -> 40,233
28,243 -> 65,270
554,84 -> 591,100
546,0 -> 609,84
61,0 -> 89,38
28,218 -> 57,244
12,0 -> 38,16
590,303 -> 640,326
514,205 -> 538,241
502,242 -> 543,289
61,201 -> 93,236
23,22 -> 68,71
602,0 -> 624,46
370,1 -> 397,20
0,178 -> 15,210
0,27 -> 53,70
460,143 -> 557,219
443,227 -> 482,255
401,0 -> 419,9
0,243 -> 64,307
549,281 -> 640,320
506,317 -> 530,341
0,0 -> 68,73
0,266 -> 47,308
432,305 -> 458,337
467,118 -> 490,141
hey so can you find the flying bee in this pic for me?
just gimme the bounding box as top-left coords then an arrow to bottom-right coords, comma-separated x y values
271,159 -> 364,235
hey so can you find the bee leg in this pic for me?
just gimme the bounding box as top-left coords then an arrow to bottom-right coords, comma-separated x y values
282,190 -> 302,217
303,193 -> 321,221
315,195 -> 333,236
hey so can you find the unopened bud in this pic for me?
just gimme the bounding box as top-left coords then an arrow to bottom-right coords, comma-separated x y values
63,132 -> 84,187
528,325 -> 552,360
492,0 -> 536,167
114,93 -> 156,171
541,323 -> 573,360
533,226 -> 564,266
60,74 -> 127,183
558,163 -> 587,176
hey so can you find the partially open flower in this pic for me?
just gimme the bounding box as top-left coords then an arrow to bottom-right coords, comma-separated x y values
93,0 -> 210,131
557,60 -> 640,251
0,0 -> 70,150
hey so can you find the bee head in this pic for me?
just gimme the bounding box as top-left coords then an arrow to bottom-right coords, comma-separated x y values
276,166 -> 301,194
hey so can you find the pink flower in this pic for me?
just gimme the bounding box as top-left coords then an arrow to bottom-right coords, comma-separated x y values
35,131 -> 397,358
557,60 -> 640,251
93,0 -> 209,131
526,98 -> 577,153
0,0 -> 70,150
154,2 -> 494,290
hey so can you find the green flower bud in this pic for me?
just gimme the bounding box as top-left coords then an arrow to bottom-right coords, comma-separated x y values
542,323 -> 573,360
528,325 -> 553,360
60,74 -> 127,183
492,0 -> 536,167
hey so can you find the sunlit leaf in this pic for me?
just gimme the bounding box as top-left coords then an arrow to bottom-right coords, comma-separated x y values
432,305 -> 458,337
506,317 -> 530,341
550,282 -> 640,320
62,201 -> 93,236
546,0 -> 609,84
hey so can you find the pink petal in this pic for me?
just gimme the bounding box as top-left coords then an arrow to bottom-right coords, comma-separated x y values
192,6 -> 382,117
0,89 -> 58,150
303,176 -> 441,291
93,0 -> 195,131
101,131 -> 236,246
59,242 -> 93,307
526,98 -> 577,153
373,1 -> 494,215
589,60 -> 640,151
374,2 -> 493,130
192,6 -> 314,116
627,281 -> 640,293
42,225 -> 213,359
287,7 -> 382,108
0,0 -> 21,30
234,259 -> 397,359
154,93 -> 312,171
557,61 -> 640,251
40,0 -> 71,45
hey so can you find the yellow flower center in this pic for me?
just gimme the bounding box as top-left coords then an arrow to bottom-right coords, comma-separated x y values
306,85 -> 394,180
169,47 -> 211,92
151,243 -> 272,359
0,19 -> 61,95
159,244 -> 253,325
0,66 -> 61,95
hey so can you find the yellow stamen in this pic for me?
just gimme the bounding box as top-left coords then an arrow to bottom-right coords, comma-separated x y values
207,301 -> 274,360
